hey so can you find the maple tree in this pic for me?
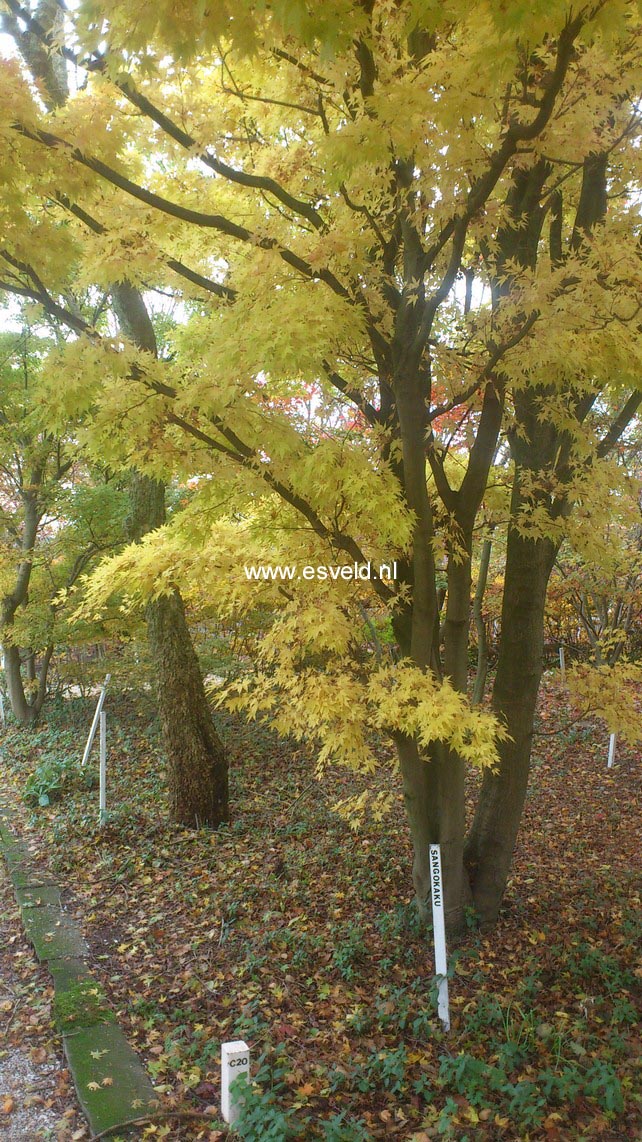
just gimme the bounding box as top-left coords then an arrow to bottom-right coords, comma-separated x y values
0,2 -> 229,826
0,324 -> 128,722
0,0 -> 641,932
549,465 -> 642,665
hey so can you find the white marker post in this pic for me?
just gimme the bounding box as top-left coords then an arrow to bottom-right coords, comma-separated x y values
99,711 -> 107,825
559,646 -> 566,685
0,691 -> 5,727
221,1040 -> 250,1124
607,732 -> 616,769
429,843 -> 450,1032
81,674 -> 111,768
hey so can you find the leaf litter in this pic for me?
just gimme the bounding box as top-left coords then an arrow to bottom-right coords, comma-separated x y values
0,677 -> 639,1139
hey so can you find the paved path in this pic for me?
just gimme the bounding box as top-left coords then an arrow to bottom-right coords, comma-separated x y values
0,860 -> 82,1139
0,795 -> 159,1138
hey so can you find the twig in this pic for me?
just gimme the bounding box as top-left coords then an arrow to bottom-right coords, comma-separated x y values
279,779 -> 323,817
532,707 -> 592,737
88,1108 -> 223,1141
2,999 -> 22,1035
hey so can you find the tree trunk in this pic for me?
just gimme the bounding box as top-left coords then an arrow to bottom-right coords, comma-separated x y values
392,372 -> 443,917
146,589 -> 229,827
1,643 -> 53,726
392,371 -> 472,935
127,469 -> 229,828
472,537 -> 492,706
434,745 -> 472,931
438,548 -> 477,932
396,736 -> 470,936
3,645 -> 37,725
465,523 -> 556,927
395,732 -> 438,917
112,282 -> 229,828
1,487 -> 52,725
443,555 -> 472,692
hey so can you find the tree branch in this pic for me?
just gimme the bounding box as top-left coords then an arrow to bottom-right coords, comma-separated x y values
55,195 -> 237,301
597,391 -> 642,458
13,122 -> 355,301
321,360 -> 381,425
4,0 -> 327,231
0,268 -> 393,602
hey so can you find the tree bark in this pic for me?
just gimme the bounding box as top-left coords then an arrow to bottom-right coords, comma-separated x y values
465,519 -> 556,927
472,537 -> 492,706
443,555 -> 472,693
126,459 -> 229,828
146,588 -> 229,827
392,369 -> 463,925
114,284 -> 229,828
1,483 -> 54,725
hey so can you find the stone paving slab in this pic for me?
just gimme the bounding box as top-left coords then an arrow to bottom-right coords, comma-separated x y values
19,902 -> 90,962
0,804 -> 160,1136
6,865 -> 58,890
15,884 -> 62,909
64,1022 -> 159,1134
0,820 -> 56,888
48,954 -> 92,993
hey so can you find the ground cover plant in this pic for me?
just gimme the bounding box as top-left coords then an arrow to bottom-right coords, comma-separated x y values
1,679 -> 640,1140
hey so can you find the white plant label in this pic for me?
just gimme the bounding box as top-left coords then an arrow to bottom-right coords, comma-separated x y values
221,1040 -> 250,1124
608,732 -> 616,769
429,843 -> 450,1032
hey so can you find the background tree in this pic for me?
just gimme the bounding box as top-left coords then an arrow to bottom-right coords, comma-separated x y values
0,3 -> 229,825
550,464 -> 642,666
0,325 -> 127,722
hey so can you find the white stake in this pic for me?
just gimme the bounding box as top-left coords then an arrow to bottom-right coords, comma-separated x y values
607,732 -> 616,769
221,1040 -> 250,1124
81,673 -> 111,767
0,691 -> 5,727
429,843 -> 450,1032
559,646 -> 566,684
99,710 -> 107,825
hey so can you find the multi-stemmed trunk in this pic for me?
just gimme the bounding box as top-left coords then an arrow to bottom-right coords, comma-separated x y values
393,360 -> 504,935
1,642 -> 54,726
466,493 -> 557,926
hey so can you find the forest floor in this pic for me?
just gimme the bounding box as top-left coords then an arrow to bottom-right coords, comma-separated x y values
0,675 -> 640,1141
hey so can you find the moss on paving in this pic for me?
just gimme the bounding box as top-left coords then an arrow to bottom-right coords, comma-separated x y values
19,901 -> 91,961
0,801 -> 159,1135
54,977 -> 115,1033
15,884 -> 62,909
64,1023 -> 159,1130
